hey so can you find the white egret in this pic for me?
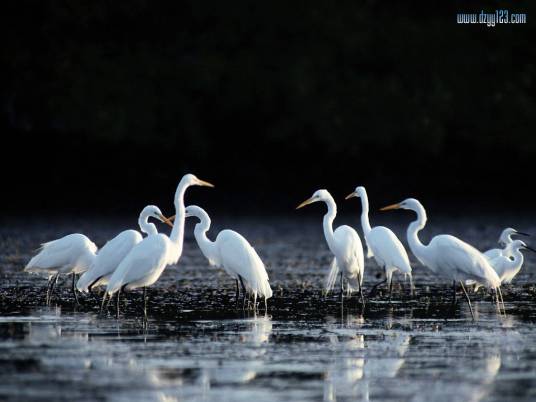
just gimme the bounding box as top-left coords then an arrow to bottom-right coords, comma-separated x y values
380,198 -> 502,319
345,186 -> 412,298
24,233 -> 97,304
488,239 -> 535,284
296,190 -> 364,303
103,174 -> 214,317
76,205 -> 172,294
484,228 -> 530,260
182,205 -> 273,310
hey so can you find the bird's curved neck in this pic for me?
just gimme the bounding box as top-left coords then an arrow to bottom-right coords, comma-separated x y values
170,182 -> 188,253
358,191 -> 372,236
509,247 -> 524,267
138,214 -> 158,236
322,197 -> 337,253
193,216 -> 217,262
407,204 -> 428,261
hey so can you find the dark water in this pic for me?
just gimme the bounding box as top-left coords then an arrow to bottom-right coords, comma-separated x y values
1,216 -> 536,401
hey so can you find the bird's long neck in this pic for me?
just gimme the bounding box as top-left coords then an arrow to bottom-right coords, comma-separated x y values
508,247 -> 524,268
170,182 -> 188,254
407,204 -> 428,262
323,196 -> 337,253
193,215 -> 217,262
359,190 -> 372,236
138,213 -> 157,236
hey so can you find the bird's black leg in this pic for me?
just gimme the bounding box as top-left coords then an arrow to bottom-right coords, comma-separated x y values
72,272 -> 79,305
340,272 -> 344,301
235,279 -> 240,304
143,287 -> 147,319
459,281 -> 475,321
116,289 -> 121,319
49,273 -> 60,305
368,276 -> 387,298
100,292 -> 107,315
388,276 -> 393,303
239,276 -> 247,310
357,272 -> 365,305
452,280 -> 457,304
46,275 -> 54,305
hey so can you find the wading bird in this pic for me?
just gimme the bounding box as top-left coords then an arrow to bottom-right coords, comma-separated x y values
484,228 -> 530,260
346,186 -> 412,298
25,233 -> 97,304
488,239 -> 535,285
76,205 -> 172,294
380,198 -> 502,320
297,190 -> 364,303
182,205 -> 272,311
103,174 -> 214,317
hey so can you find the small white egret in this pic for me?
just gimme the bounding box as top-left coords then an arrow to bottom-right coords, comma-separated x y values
25,233 -> 97,304
380,198 -> 502,320
103,174 -> 214,317
183,205 -> 273,310
484,228 -> 530,260
488,239 -> 535,284
296,190 -> 364,303
76,205 -> 172,295
345,186 -> 412,299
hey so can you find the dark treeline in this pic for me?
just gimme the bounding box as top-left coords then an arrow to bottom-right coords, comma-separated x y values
1,1 -> 535,216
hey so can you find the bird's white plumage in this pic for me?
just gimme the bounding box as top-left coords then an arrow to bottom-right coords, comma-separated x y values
76,205 -> 167,292
186,205 -> 272,300
331,225 -> 364,291
25,233 -> 97,275
297,189 -> 364,295
77,230 -> 142,292
387,198 -> 501,290
483,228 -> 521,260
106,233 -> 171,293
104,173 -> 213,297
488,240 -> 527,284
347,186 -> 411,287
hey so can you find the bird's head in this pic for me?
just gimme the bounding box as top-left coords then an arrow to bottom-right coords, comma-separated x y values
345,186 -> 366,200
184,205 -> 207,220
510,239 -> 536,252
181,173 -> 215,188
499,228 -> 530,246
296,189 -> 331,209
380,198 -> 421,212
141,205 -> 174,227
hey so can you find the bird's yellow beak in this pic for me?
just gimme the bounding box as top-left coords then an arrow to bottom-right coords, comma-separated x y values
168,215 -> 176,222
159,214 -> 175,227
296,197 -> 314,210
345,192 -> 357,200
196,179 -> 215,188
380,203 -> 401,211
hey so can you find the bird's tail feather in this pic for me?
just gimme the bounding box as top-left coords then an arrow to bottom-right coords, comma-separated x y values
324,258 -> 339,295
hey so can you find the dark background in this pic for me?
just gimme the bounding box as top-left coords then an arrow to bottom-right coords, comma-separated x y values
1,1 -> 535,217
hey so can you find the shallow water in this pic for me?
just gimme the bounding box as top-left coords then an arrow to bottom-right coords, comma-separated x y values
1,216 -> 536,401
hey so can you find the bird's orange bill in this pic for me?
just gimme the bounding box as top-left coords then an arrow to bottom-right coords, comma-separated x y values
296,197 -> 314,209
380,203 -> 401,211
159,214 -> 174,227
345,192 -> 357,200
197,179 -> 215,187
168,215 -> 176,221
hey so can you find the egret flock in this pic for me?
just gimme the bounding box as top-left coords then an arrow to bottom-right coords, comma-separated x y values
24,173 -> 534,320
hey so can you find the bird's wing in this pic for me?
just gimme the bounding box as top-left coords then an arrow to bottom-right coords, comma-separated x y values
483,248 -> 502,260
324,257 -> 340,295
217,230 -> 272,298
25,234 -> 94,272
431,235 -> 499,286
107,235 -> 168,294
368,227 -> 411,273
77,230 -> 142,291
